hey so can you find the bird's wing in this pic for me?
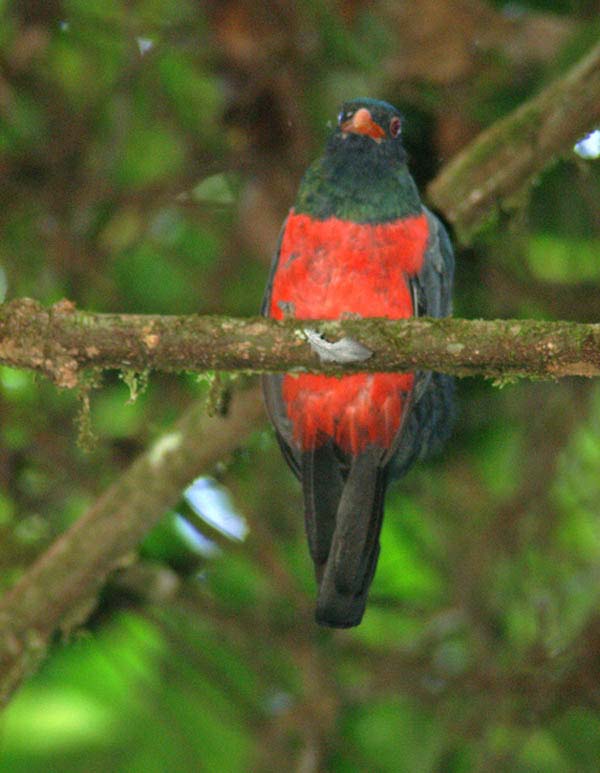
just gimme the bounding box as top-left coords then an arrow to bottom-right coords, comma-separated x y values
384,207 -> 455,470
261,218 -> 303,479
411,207 -> 455,319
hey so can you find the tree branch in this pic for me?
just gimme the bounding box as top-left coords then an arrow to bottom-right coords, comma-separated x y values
427,40 -> 600,239
0,387 -> 265,706
2,298 -> 600,381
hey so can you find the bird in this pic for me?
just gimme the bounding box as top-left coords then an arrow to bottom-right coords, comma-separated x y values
261,98 -> 454,628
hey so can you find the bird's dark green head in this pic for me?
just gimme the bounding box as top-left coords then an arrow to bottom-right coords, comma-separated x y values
295,98 -> 422,223
334,98 -> 405,156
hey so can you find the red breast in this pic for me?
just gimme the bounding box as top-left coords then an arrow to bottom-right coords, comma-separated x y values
269,210 -> 430,454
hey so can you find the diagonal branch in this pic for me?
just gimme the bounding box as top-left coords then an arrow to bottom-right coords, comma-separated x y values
0,387 -> 265,706
427,40 -> 600,238
2,298 -> 600,381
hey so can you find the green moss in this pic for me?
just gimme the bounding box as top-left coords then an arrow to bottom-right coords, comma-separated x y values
119,369 -> 149,404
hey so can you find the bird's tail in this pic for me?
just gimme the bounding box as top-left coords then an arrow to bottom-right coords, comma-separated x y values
309,447 -> 387,628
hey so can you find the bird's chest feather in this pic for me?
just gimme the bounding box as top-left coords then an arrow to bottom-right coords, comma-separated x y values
269,211 -> 428,320
268,210 -> 430,455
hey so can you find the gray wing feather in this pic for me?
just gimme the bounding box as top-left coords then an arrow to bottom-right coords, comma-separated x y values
412,207 -> 454,319
388,207 -> 455,474
261,217 -> 303,478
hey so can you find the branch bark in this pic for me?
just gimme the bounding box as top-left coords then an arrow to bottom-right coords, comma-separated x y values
427,40 -> 600,239
0,387 -> 265,706
2,298 -> 600,381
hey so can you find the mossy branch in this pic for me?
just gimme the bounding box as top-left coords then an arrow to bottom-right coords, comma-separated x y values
2,298 -> 600,382
0,387 -> 265,707
427,40 -> 600,239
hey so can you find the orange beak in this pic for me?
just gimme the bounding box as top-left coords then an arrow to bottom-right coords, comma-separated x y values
341,108 -> 386,142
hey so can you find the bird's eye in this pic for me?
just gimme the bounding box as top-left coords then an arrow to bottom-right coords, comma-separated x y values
389,116 -> 402,138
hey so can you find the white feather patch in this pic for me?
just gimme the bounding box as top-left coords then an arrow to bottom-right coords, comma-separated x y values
304,328 -> 373,364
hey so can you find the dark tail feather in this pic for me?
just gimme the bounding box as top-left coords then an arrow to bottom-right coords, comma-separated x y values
315,448 -> 387,628
301,442 -> 344,570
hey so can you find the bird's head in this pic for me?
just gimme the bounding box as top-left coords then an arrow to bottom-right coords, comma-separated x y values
323,98 -> 408,169
336,99 -> 403,145
295,98 -> 418,221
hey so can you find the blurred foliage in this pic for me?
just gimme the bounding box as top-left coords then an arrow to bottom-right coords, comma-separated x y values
1,0 -> 600,770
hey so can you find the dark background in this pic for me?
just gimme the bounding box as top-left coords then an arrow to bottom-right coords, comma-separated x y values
1,1 -> 600,770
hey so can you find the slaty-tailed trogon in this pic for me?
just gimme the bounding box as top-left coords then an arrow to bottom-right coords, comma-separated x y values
261,98 -> 454,628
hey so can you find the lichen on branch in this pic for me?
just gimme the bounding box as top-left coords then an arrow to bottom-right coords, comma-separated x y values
2,298 -> 600,383
427,41 -> 600,239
